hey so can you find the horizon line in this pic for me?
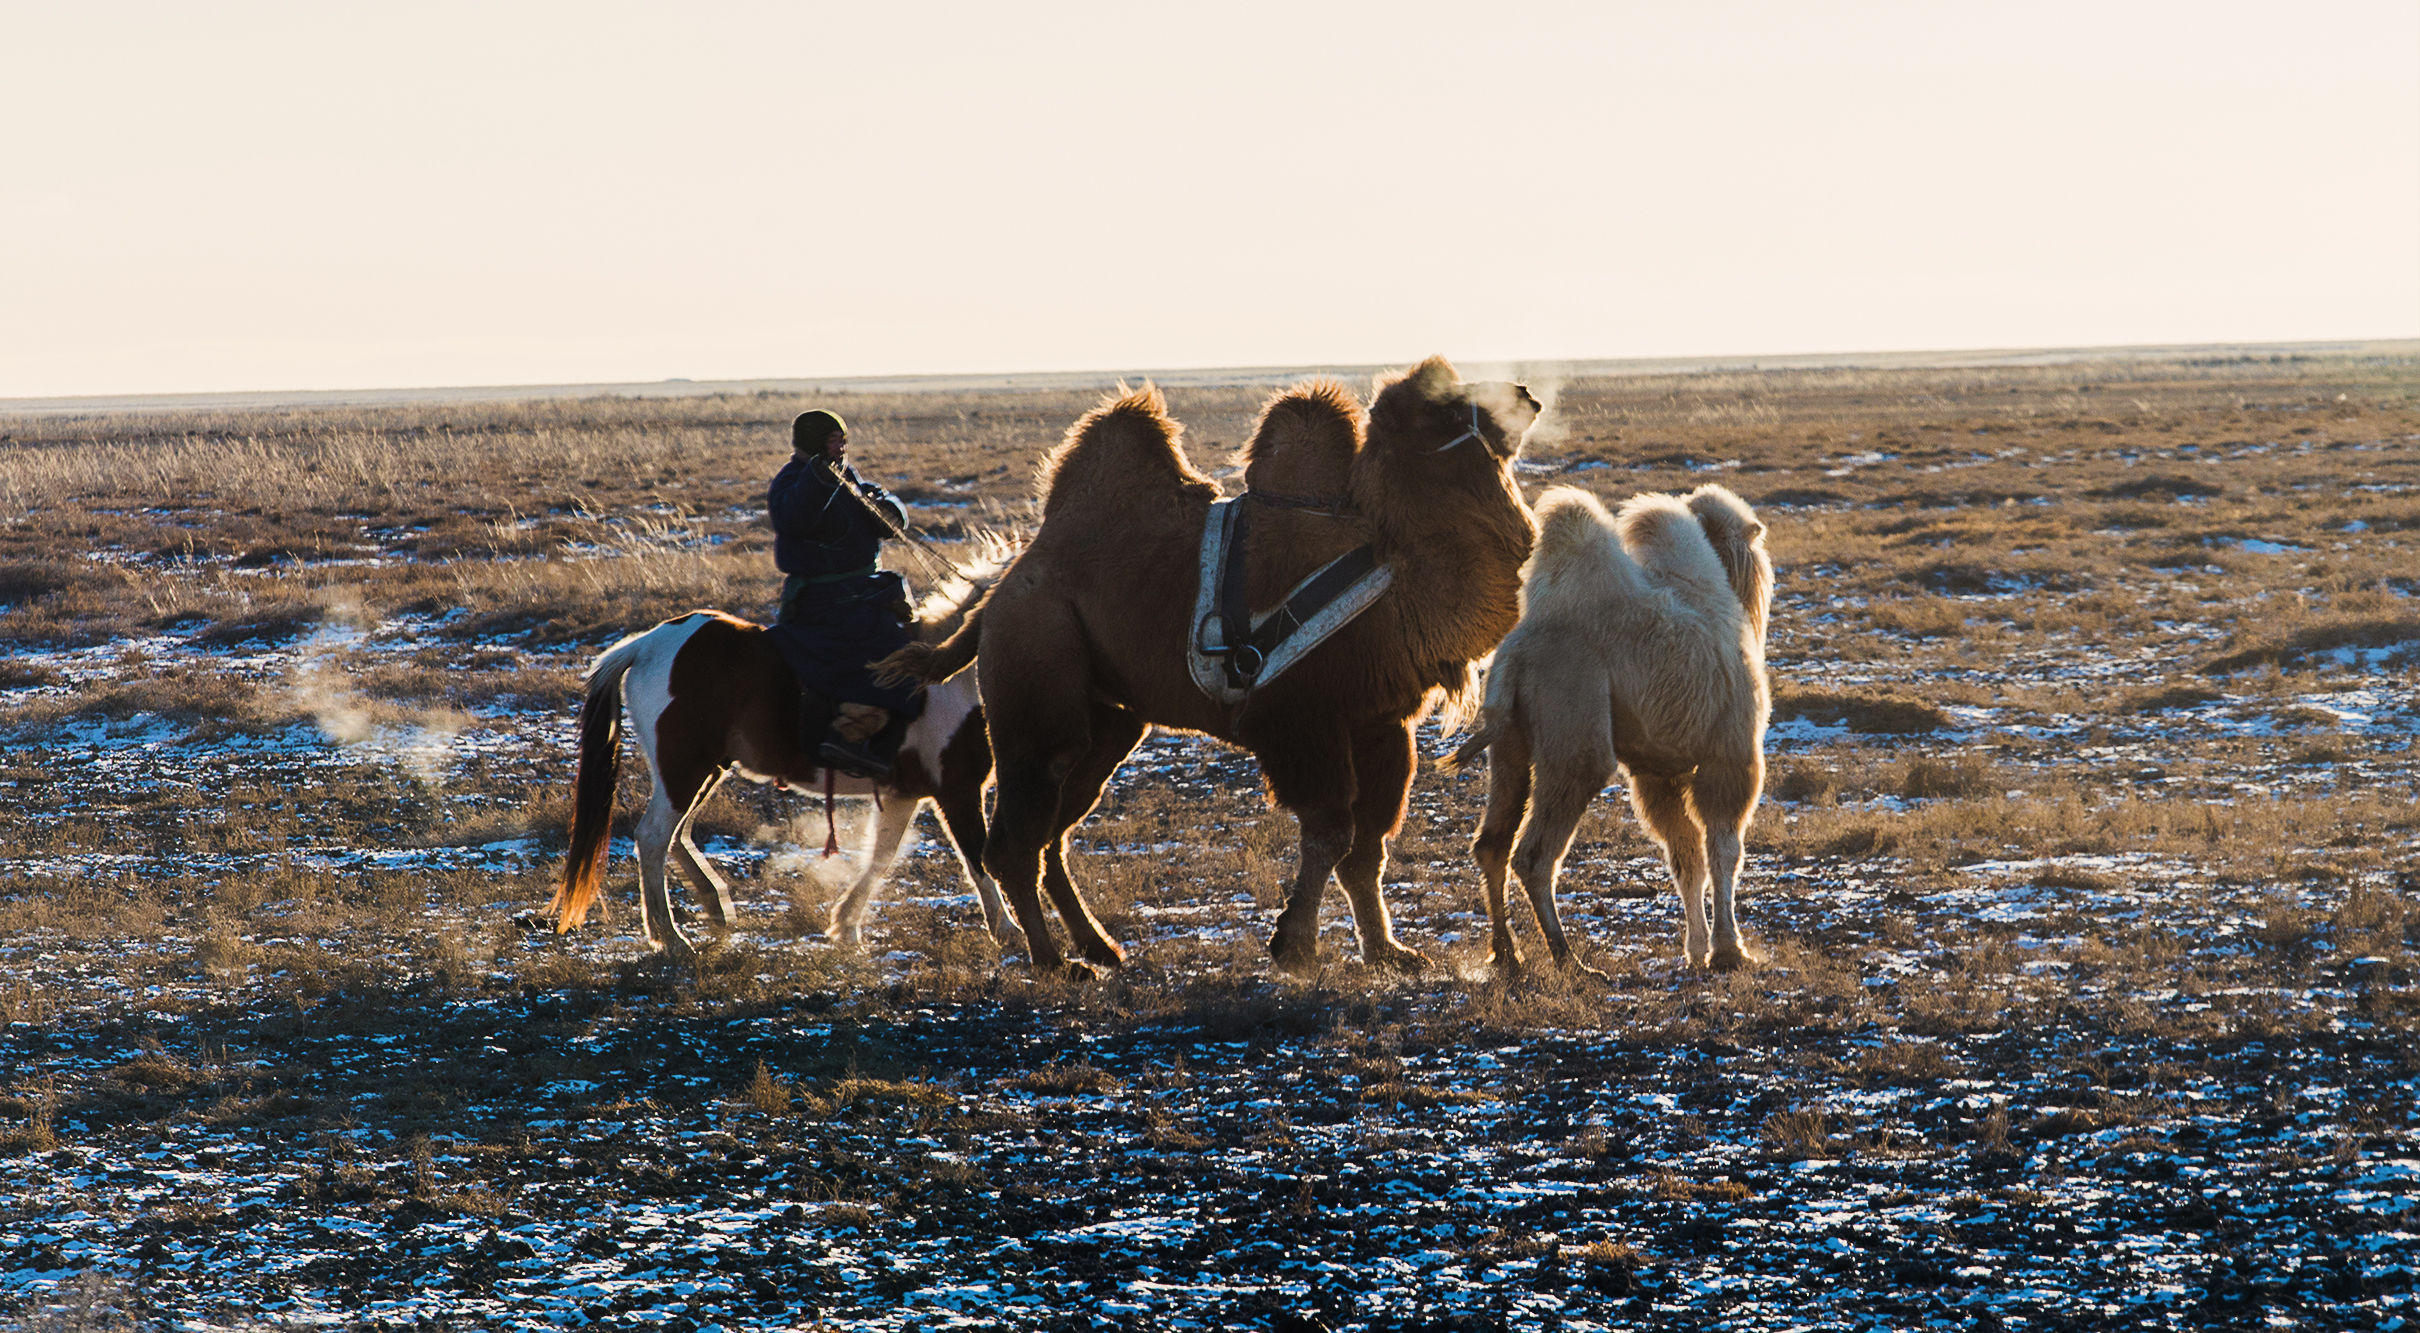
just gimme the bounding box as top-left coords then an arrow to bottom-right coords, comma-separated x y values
5,336 -> 2415,418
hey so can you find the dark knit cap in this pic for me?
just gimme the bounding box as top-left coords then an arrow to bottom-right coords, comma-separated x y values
791,409 -> 848,452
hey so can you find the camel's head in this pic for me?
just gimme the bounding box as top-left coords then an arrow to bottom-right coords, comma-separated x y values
1369,356 -> 1540,466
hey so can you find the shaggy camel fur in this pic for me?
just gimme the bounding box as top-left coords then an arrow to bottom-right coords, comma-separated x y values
890,359 -> 1538,976
549,567 -> 1010,961
1454,483 -> 1774,972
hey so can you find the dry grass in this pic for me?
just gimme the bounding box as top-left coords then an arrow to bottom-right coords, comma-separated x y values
0,348 -> 2413,1111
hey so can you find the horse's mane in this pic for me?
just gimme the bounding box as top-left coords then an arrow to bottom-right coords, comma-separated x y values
1032,383 -> 1211,517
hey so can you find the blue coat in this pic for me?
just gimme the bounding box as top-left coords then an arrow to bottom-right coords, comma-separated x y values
770,456 -> 904,579
766,455 -> 922,717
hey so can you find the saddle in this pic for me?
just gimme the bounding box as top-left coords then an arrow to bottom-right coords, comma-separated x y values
1186,494 -> 1395,705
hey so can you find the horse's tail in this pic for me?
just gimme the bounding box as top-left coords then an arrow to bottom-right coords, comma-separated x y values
1443,645 -> 1519,771
874,597 -> 984,686
549,634 -> 644,932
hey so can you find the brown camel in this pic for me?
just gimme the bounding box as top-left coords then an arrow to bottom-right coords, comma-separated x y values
1453,484 -> 1774,973
889,357 -> 1539,976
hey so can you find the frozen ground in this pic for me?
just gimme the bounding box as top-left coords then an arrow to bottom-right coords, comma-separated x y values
1,610 -> 2414,1331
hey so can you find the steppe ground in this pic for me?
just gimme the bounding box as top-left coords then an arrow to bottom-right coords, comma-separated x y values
0,348 -> 2415,1331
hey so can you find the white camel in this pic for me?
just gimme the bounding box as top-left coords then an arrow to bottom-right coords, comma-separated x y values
1454,483 -> 1774,972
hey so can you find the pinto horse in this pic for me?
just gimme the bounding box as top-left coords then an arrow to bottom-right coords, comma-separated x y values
548,572 -> 1010,961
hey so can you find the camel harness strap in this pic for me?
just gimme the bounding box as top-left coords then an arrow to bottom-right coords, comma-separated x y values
1187,494 -> 1395,705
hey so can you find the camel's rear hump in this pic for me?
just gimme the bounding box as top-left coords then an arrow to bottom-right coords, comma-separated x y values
1033,384 -> 1216,518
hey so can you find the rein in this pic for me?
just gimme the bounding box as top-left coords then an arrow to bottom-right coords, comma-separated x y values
1245,489 -> 1357,519
818,458 -> 968,587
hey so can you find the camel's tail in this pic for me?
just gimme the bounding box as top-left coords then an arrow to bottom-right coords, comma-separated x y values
548,634 -> 644,932
873,599 -> 983,686
1443,647 -> 1520,771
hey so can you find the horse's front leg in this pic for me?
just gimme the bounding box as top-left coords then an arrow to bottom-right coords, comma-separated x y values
827,791 -> 921,948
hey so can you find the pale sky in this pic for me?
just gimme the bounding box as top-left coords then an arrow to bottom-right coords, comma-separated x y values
5,0 -> 2416,398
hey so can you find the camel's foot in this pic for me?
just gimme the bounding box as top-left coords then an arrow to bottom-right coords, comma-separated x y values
1074,939 -> 1128,971
1360,940 -> 1431,975
1038,957 -> 1105,982
1269,927 -> 1321,977
1709,938 -> 1764,972
1489,932 -> 1525,976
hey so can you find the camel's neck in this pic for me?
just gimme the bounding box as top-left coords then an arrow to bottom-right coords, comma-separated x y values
1355,460 -> 1536,668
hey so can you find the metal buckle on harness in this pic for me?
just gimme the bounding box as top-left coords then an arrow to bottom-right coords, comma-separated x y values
1227,643 -> 1265,686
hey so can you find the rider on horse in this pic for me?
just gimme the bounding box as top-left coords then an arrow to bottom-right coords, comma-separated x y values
770,409 -> 923,779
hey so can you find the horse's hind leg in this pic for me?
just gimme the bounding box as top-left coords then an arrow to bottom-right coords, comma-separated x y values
1509,739 -> 1614,974
1038,706 -> 1147,969
670,769 -> 736,930
1628,770 -> 1711,967
634,784 -> 695,961
827,794 -> 922,948
1332,724 -> 1426,973
1693,755 -> 1765,971
1468,721 -> 1535,975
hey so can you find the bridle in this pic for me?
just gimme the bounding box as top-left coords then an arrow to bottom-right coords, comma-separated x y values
1433,400 -> 1488,453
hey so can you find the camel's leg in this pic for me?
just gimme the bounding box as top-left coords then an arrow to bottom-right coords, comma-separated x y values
977,606 -> 1100,977
1629,770 -> 1712,967
1694,754 -> 1765,971
826,794 -> 923,948
1036,706 -> 1148,969
1331,724 -> 1426,973
670,768 -> 735,929
984,756 -> 1074,973
931,779 -> 1016,946
1468,721 -> 1535,975
1254,719 -> 1358,974
1508,738 -> 1615,974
